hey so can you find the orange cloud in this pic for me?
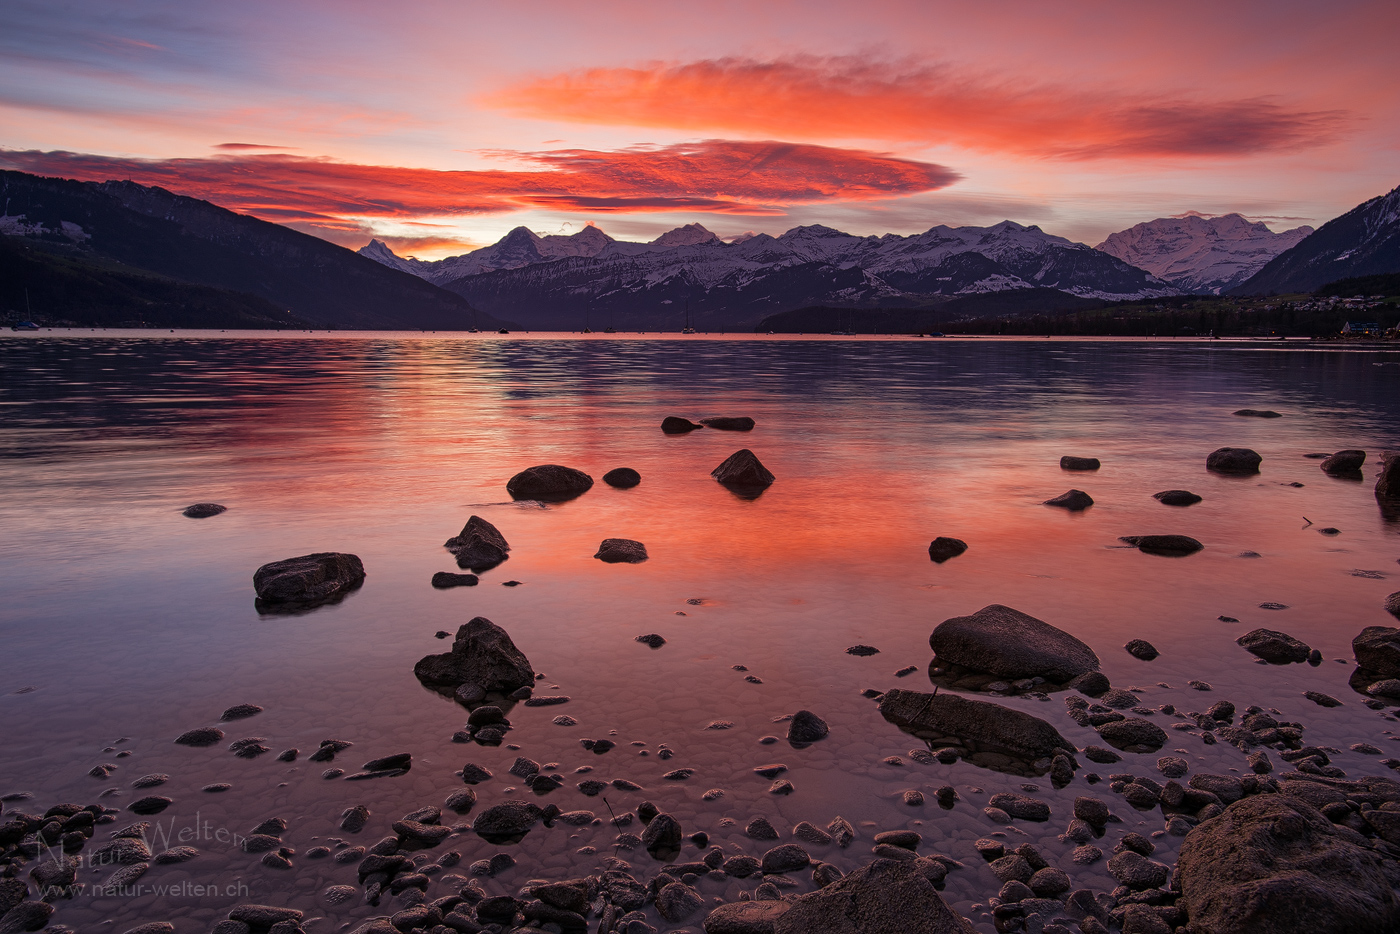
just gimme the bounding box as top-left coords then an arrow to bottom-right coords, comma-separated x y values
0,139 -> 958,222
487,56 -> 1347,159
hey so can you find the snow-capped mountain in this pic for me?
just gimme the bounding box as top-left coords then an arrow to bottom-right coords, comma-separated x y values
1232,184 -> 1400,295
1095,213 -> 1313,294
362,220 -> 1177,330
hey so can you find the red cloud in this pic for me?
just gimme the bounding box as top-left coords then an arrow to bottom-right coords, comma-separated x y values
487,56 -> 1347,159
0,139 -> 958,224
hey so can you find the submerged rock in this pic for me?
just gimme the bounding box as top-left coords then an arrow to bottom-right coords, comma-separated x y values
1060,456 -> 1100,471
661,416 -> 703,433
927,537 -> 968,563
700,416 -> 756,431
929,604 -> 1100,682
1119,534 -> 1203,556
603,467 -> 641,488
769,857 -> 975,933
182,503 -> 226,518
253,552 -> 365,606
1044,489 -> 1094,510
1153,490 -> 1202,506
1321,450 -> 1366,476
444,515 -> 510,570
1207,447 -> 1262,474
711,449 -> 775,490
594,539 -> 648,563
1237,628 -> 1311,664
413,617 -> 534,693
880,689 -> 1076,765
505,464 -> 594,501
1233,409 -> 1281,418
1177,793 -> 1400,934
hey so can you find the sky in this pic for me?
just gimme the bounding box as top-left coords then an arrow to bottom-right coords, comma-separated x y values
1,0 -> 1396,259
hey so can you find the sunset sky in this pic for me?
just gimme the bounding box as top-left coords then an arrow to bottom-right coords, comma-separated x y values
2,0 -> 1396,258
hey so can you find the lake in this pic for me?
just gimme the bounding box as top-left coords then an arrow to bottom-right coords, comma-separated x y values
1,331 -> 1398,933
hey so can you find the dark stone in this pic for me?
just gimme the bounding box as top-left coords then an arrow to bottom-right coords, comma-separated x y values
183,503 -> 226,518
603,468 -> 641,488
1207,447 -> 1262,474
846,645 -> 880,656
361,753 -> 411,772
880,689 -> 1076,764
788,710 -> 829,743
1177,793 -> 1400,933
1233,409 -> 1281,418
929,603 -> 1100,681
227,906 -> 304,927
174,727 -> 224,747
988,793 -> 1051,821
700,416 -> 756,431
128,796 -> 172,815
594,539 -> 648,563
1107,850 -> 1171,889
505,464 -> 594,502
712,449 -> 775,490
1119,534 -> 1203,556
253,552 -> 365,606
444,515 -> 510,570
641,813 -> 682,853
1322,450 -> 1366,475
1044,489 -> 1094,510
702,900 -> 791,934
1237,629 -> 1311,664
927,537 -> 968,563
771,858 -> 976,933
1070,671 -> 1111,697
662,416 -> 703,433
1125,639 -> 1158,661
1153,490 -> 1201,506
1376,451 -> 1400,500
1388,594 -> 1400,622
1356,626 -> 1400,675
432,572 -> 479,588
1096,718 -> 1168,753
1060,456 -> 1100,471
636,633 -> 666,648
0,902 -> 53,933
340,805 -> 370,832
414,616 -> 534,692
220,704 -> 262,721
760,843 -> 811,873
655,882 -> 705,923
472,800 -> 541,843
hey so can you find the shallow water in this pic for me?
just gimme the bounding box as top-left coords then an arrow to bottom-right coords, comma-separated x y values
1,333 -> 1398,932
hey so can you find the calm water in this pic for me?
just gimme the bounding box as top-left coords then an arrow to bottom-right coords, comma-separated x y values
1,332 -> 1399,933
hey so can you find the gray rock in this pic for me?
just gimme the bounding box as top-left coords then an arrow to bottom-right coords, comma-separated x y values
703,900 -> 791,934
1153,490 -> 1201,506
183,503 -> 226,518
505,464 -> 594,501
594,539 -> 648,563
701,416 -> 756,431
444,515 -> 510,570
1060,456 -> 1100,471
603,468 -> 641,488
929,604 -> 1100,681
880,689 -> 1077,763
1118,534 -> 1203,556
253,552 -> 364,606
1237,628 -> 1311,664
771,857 -> 976,933
414,616 -> 534,692
927,537 -> 968,563
1207,447 -> 1262,473
1321,450 -> 1366,475
712,449 -> 775,489
1125,639 -> 1159,661
787,710 -> 828,743
1044,489 -> 1094,510
1096,717 -> 1168,753
1178,793 -> 1400,933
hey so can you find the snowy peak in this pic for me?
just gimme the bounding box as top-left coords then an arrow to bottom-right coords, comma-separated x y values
651,223 -> 719,248
1096,213 -> 1314,294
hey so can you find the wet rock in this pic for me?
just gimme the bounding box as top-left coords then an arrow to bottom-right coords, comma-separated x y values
881,689 -> 1076,764
431,571 -> 479,589
989,794 -> 1051,822
711,449 -> 775,490
746,817 -> 780,840
1044,489 -> 1094,510
392,819 -> 450,846
1376,451 -> 1400,500
524,694 -> 569,707
990,855 -> 1034,883
1060,456 -> 1100,471
656,881 -> 704,922
0,903 -> 54,933
846,644 -> 880,656
701,416 -> 756,431
787,710 -> 828,743
340,805 -> 370,832
1029,867 -> 1070,897
1124,640 -> 1159,661
1157,757 -> 1188,778
460,763 -> 493,784
929,604 -> 1099,682
603,467 -> 641,488
1118,534 -> 1203,556
1178,793 -> 1400,933
661,416 -> 703,433
220,703 -> 262,721
1153,490 -> 1202,506
472,801 -> 541,843
641,813 -> 682,853
703,899 -> 791,933
1096,718 -> 1168,753
174,726 -> 224,746
827,817 -> 854,848
1356,626 -> 1400,676
183,503 -> 226,518
595,539 -> 648,563
761,843 -> 811,873
1107,850 -> 1171,889
253,552 -> 364,606
1207,447 -> 1262,474
1237,628 -> 1311,664
227,906 -> 304,927
414,616 -> 534,692
1070,671 -> 1111,697
444,515 -> 510,570
793,821 -> 832,845
771,857 -> 975,934
927,537 -> 968,563
128,796 -> 172,815
636,633 -> 666,648
506,465 -> 594,501
901,789 -> 923,806
724,855 -> 762,878
1233,409 -> 1281,418
1319,449 -> 1367,477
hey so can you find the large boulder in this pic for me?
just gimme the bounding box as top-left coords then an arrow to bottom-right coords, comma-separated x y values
929,604 -> 1100,682
712,449 -> 774,490
444,516 -> 510,570
1375,451 -> 1400,499
1354,626 -> 1400,674
879,689 -> 1077,765
1177,794 -> 1400,934
506,464 -> 594,501
1321,450 -> 1366,476
771,857 -> 975,934
253,553 -> 365,606
1207,447 -> 1262,474
1237,629 -> 1310,664
414,617 -> 534,693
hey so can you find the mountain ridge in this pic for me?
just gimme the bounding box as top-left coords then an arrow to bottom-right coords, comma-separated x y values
1095,213 -> 1312,294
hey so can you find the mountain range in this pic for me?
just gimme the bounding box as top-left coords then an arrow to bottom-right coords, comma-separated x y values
361,220 -> 1179,330
1095,213 -> 1313,294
